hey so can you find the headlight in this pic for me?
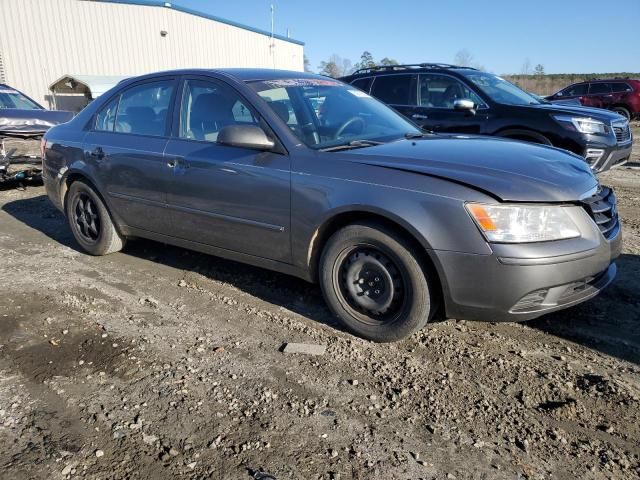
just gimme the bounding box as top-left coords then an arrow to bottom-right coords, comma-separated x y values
466,203 -> 581,243
552,115 -> 609,135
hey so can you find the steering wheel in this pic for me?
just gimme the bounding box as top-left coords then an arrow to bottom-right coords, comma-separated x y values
334,116 -> 365,139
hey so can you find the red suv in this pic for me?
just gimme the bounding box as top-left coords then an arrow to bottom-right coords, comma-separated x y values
546,79 -> 640,120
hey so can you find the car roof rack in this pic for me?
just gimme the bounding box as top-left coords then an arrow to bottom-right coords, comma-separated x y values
351,63 -> 476,76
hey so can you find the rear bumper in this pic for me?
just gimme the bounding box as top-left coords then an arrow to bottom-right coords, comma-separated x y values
435,222 -> 622,322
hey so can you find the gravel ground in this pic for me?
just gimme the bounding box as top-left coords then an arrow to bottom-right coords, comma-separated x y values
0,131 -> 639,480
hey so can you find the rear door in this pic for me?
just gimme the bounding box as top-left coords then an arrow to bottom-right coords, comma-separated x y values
83,77 -> 177,232
610,82 -> 633,108
369,74 -> 419,121
162,76 -> 291,262
584,82 -> 612,108
407,73 -> 488,133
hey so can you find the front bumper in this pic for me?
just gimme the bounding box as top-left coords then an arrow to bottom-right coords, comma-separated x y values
585,140 -> 632,173
434,214 -> 622,323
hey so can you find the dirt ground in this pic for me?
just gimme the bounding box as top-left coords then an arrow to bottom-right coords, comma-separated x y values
0,127 -> 639,480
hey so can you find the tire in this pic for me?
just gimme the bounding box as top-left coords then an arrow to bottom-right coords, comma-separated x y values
65,180 -> 125,255
319,222 -> 434,342
612,106 -> 631,121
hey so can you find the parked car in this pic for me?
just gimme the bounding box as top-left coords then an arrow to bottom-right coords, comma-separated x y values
0,83 -> 73,183
529,92 -> 581,107
340,64 -> 632,173
42,69 -> 621,342
546,79 -> 640,120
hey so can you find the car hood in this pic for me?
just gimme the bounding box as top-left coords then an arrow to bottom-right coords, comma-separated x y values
342,136 -> 597,202
527,102 -> 626,122
0,109 -> 74,137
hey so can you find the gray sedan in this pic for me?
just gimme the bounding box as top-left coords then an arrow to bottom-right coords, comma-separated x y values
42,69 -> 621,342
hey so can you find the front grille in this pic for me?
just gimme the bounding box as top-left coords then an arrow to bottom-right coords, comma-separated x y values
612,121 -> 631,143
581,186 -> 618,239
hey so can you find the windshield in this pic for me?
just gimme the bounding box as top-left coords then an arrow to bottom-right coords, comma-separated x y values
248,78 -> 419,150
459,71 -> 542,106
0,87 -> 42,110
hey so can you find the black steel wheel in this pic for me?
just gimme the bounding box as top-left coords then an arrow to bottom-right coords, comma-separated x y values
66,180 -> 125,256
73,192 -> 101,243
335,245 -> 407,325
320,222 -> 434,342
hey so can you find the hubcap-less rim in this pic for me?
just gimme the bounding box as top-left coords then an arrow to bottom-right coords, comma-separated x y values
614,108 -> 630,120
336,246 -> 406,325
73,193 -> 100,243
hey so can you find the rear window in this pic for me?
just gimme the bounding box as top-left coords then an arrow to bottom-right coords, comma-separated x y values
370,75 -> 417,105
114,81 -> 174,136
610,82 -> 633,93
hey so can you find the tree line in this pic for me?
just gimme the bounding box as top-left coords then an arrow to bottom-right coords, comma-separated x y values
306,49 -> 486,78
304,51 -> 400,78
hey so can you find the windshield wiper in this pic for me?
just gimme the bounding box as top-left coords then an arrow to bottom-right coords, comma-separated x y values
319,139 -> 385,152
404,130 -> 435,139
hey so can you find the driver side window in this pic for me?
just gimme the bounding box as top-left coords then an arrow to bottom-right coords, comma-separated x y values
419,74 -> 485,109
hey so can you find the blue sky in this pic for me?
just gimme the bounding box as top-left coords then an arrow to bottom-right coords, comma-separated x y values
176,0 -> 640,74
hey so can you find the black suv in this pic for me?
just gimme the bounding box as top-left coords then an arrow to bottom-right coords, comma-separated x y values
340,64 -> 632,173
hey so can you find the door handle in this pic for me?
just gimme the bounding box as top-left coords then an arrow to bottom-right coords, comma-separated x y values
411,113 -> 429,120
89,146 -> 104,160
167,158 -> 189,170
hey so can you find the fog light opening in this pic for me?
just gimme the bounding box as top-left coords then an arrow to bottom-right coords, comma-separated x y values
584,148 -> 605,168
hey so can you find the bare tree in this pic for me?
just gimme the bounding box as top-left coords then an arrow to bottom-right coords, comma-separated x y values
303,55 -> 312,73
379,57 -> 399,66
454,49 -> 474,67
521,57 -> 532,75
318,60 -> 340,78
318,54 -> 353,78
534,64 -> 545,76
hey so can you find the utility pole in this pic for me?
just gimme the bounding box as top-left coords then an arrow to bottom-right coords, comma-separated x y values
270,4 -> 275,69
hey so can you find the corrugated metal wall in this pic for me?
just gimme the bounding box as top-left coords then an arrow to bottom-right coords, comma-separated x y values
0,0 -> 304,107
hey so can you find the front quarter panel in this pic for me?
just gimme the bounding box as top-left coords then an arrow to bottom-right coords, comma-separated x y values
290,149 -> 495,273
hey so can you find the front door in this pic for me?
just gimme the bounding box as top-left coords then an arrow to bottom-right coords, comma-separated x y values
163,77 -> 291,263
83,78 -> 177,232
409,73 -> 488,134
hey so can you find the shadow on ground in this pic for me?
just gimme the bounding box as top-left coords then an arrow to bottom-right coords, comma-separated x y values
3,194 -> 639,361
2,194 -> 340,332
526,252 -> 640,365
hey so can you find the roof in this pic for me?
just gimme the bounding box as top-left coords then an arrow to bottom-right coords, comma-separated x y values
49,74 -> 130,98
94,0 -> 304,46
216,68 -> 321,81
343,63 -> 476,80
105,68 -> 324,85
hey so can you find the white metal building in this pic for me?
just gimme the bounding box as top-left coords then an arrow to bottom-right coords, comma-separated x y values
0,0 -> 304,108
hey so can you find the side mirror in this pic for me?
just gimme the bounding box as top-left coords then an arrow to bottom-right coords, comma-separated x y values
217,125 -> 275,151
453,98 -> 476,115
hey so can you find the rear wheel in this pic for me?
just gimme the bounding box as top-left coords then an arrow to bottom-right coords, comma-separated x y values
612,106 -> 631,120
319,222 -> 434,342
66,180 -> 125,255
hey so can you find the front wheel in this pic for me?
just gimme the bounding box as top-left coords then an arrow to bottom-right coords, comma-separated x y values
319,222 -> 434,342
